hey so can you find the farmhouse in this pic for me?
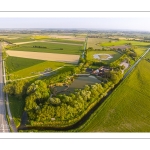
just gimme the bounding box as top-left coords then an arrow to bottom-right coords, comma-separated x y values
91,66 -> 112,77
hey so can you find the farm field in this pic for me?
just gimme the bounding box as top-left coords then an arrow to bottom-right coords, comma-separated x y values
7,38 -> 35,43
5,56 -> 45,73
14,40 -> 83,46
145,51 -> 150,58
132,47 -> 146,56
87,38 -> 114,49
79,60 -> 150,132
6,50 -> 80,64
100,40 -> 150,47
48,38 -> 84,44
2,33 -> 85,45
87,38 -> 149,57
49,34 -> 86,42
8,42 -> 83,55
87,50 -> 122,64
11,61 -> 67,78
13,41 -> 38,45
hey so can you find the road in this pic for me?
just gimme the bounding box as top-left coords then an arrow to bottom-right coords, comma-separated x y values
123,48 -> 150,79
0,43 -> 10,132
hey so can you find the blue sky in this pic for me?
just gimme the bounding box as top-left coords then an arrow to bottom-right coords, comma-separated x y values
0,18 -> 150,31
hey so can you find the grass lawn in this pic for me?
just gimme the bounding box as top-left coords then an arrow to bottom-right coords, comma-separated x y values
10,61 -> 67,78
5,56 -> 45,73
8,95 -> 25,128
78,60 -> 150,132
87,50 -> 122,64
8,42 -> 83,55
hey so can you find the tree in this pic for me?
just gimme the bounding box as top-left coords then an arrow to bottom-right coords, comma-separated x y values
3,80 -> 28,100
27,80 -> 50,101
25,94 -> 37,111
3,84 -> 15,95
49,97 -> 61,105
129,52 -> 137,58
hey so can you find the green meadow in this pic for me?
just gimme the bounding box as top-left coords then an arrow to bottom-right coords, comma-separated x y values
12,61 -> 67,78
8,42 -> 83,55
87,38 -> 116,49
49,38 -> 84,44
5,56 -> 67,79
100,40 -> 150,47
6,38 -> 35,43
5,56 -> 45,73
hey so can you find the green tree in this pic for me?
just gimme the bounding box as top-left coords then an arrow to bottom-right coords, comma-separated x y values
27,80 -> 50,101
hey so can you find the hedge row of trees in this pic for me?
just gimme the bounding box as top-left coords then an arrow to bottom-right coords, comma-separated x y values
33,46 -> 47,48
3,79 -> 29,100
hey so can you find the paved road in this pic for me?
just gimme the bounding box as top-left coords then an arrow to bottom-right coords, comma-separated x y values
0,43 -> 10,132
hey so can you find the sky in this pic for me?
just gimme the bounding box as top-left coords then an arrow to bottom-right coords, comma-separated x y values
0,18 -> 150,31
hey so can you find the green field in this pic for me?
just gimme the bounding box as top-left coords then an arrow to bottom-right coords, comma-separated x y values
9,95 -> 25,127
8,42 -> 83,55
6,56 -> 45,73
78,60 -> 150,132
87,38 -> 149,57
49,38 -> 84,44
6,38 -> 35,43
87,50 -> 122,64
87,38 -> 114,49
145,51 -> 150,58
12,61 -> 67,78
134,47 -> 147,56
100,40 -> 150,47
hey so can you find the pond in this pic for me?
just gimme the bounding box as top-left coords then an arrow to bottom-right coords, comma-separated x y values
57,76 -> 101,95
